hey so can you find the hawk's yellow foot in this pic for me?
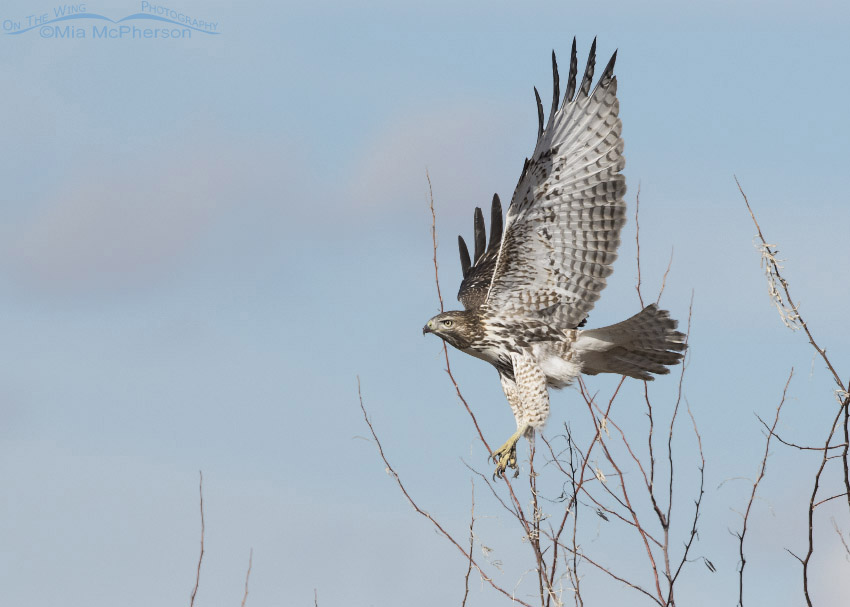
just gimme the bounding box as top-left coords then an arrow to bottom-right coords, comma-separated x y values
492,427 -> 526,479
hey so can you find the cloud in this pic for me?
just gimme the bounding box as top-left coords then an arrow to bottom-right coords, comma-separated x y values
1,131 -> 296,296
345,99 -> 531,222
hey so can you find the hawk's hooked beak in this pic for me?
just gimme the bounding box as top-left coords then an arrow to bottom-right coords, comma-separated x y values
423,320 -> 434,335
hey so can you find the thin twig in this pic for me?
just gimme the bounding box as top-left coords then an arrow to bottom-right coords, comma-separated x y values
646,383 -> 657,506
738,369 -> 793,607
241,549 -> 253,607
530,438 -> 560,607
635,184 -> 644,308
813,492 -> 850,510
462,480 -> 475,607
463,461 -> 519,519
662,294 -> 694,604
567,428 -> 583,607
832,517 -> 850,560
756,416 -> 846,451
428,170 -> 491,453
801,400 -> 847,607
655,247 -> 674,306
190,471 -> 204,607
427,170 -> 444,312
669,402 -> 706,592
843,390 -> 850,518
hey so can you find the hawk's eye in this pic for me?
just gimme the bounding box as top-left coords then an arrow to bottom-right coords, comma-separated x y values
442,319 -> 454,328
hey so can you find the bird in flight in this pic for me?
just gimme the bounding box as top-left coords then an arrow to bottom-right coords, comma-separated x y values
423,39 -> 686,478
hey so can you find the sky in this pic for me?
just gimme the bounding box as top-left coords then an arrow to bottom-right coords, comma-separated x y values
0,1 -> 849,606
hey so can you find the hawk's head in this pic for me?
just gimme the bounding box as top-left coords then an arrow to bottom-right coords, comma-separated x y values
423,310 -> 483,351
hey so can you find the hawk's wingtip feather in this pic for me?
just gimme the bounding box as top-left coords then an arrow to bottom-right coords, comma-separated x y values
473,207 -> 486,263
564,38 -> 578,105
579,38 -> 597,98
533,87 -> 544,142
458,235 -> 471,277
488,194 -> 503,252
550,50 -> 560,120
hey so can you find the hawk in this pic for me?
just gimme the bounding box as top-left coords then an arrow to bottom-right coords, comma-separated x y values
423,39 -> 686,477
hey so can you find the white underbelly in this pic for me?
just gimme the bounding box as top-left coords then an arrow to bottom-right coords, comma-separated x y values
532,344 -> 581,389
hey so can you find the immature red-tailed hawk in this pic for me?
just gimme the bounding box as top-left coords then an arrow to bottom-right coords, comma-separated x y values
423,39 -> 685,477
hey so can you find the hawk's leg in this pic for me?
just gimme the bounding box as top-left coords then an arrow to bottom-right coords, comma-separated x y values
493,351 -> 549,478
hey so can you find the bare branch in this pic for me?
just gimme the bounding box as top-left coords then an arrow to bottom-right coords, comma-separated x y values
427,172 -> 492,455
813,492 -> 850,510
668,402 -> 707,601
802,399 -> 850,606
737,177 -> 850,604
427,169 -> 444,313
241,548 -> 253,607
756,415 -> 846,451
655,247 -> 674,306
738,369 -> 793,607
831,517 -> 850,561
736,177 -> 846,394
635,184 -> 644,308
190,471 -> 204,607
843,393 -> 850,520
462,481 -> 475,607
463,461 -> 519,519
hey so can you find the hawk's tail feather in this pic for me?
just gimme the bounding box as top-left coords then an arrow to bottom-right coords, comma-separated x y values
575,304 -> 686,380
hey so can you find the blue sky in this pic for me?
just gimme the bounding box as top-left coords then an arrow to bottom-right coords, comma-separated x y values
0,1 -> 849,605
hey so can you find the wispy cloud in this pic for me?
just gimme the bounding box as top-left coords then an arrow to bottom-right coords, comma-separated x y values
345,100 -> 528,221
2,131 -> 296,296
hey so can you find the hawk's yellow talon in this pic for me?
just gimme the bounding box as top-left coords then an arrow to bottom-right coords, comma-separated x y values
491,426 -> 527,478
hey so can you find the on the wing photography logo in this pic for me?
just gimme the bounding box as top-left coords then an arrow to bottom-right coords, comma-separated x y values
2,2 -> 220,40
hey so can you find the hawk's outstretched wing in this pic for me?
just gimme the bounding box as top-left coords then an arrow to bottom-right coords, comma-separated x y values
485,39 -> 626,329
457,194 -> 503,310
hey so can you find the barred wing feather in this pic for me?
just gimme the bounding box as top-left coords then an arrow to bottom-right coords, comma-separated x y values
457,194 -> 503,310
485,39 -> 626,329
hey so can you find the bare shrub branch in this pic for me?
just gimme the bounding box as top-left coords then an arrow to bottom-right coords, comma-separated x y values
634,183 -> 644,307
737,177 -> 850,606
190,471 -> 204,607
241,549 -> 253,607
737,177 -> 847,394
462,481 -> 475,607
737,369 -> 793,607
